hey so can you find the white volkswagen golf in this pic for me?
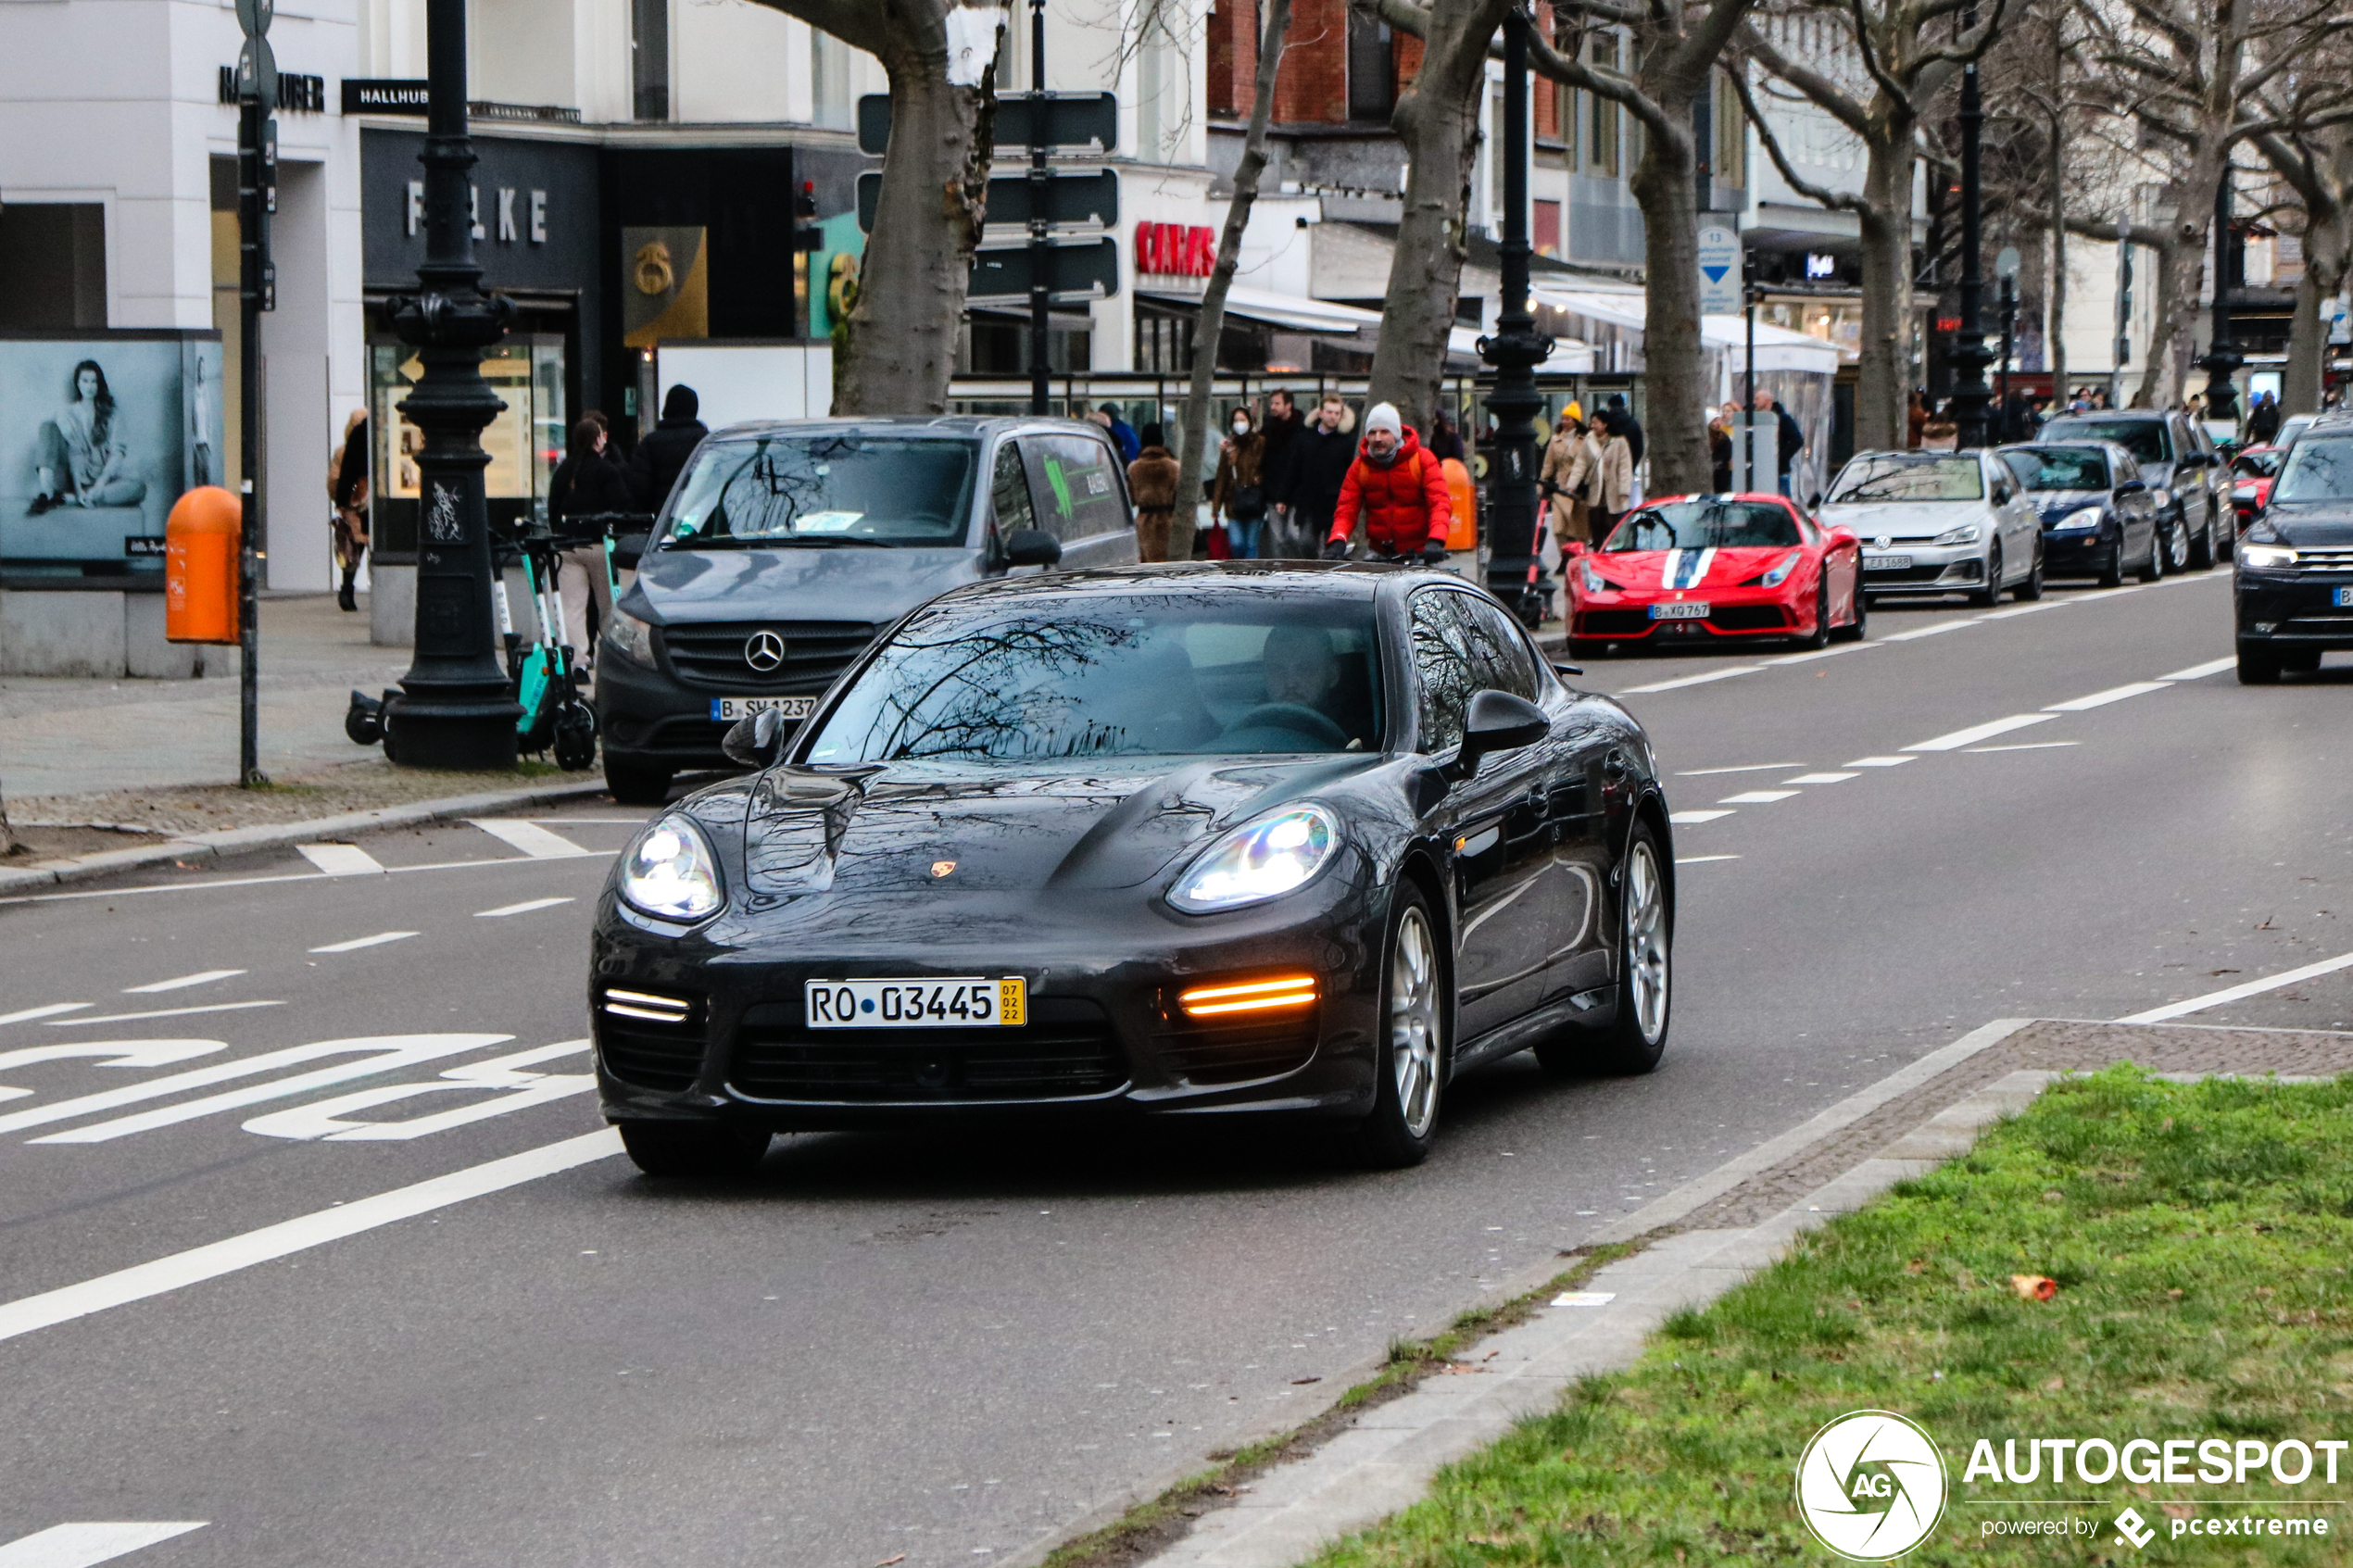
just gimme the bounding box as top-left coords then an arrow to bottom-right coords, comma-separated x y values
1818,449 -> 2045,607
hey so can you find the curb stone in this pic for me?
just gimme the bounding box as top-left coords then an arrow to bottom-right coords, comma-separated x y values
0,777 -> 615,897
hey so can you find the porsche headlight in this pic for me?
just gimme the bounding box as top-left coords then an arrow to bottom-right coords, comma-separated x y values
1760,550 -> 1802,587
1578,557 -> 1610,594
2239,542 -> 2298,570
1169,806 -> 1339,914
1933,523 -> 1982,546
620,815 -> 724,922
2056,507 -> 2106,533
605,606 -> 657,668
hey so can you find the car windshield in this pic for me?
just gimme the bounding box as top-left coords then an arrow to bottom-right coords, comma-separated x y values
1602,499 -> 1802,552
2045,420 -> 2170,463
1827,457 -> 1983,504
660,435 -> 977,547
802,593 -> 1386,762
2006,447 -> 2111,491
2271,435 -> 2353,502
2235,449 -> 2284,479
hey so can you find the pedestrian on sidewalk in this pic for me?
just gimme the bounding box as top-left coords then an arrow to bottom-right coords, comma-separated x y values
627,384 -> 708,515
1540,413 -> 1594,548
328,408 -> 371,612
1577,410 -> 1633,543
1259,389 -> 1305,554
1213,405 -> 1270,559
1279,395 -> 1356,558
1321,402 -> 1452,565
548,416 -> 634,668
1099,403 -> 1141,463
1127,424 -> 1181,563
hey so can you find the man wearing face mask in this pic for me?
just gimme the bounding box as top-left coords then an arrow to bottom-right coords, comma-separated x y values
1321,403 -> 1452,565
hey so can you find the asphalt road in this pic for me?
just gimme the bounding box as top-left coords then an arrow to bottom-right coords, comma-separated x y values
5,564 -> 2351,1568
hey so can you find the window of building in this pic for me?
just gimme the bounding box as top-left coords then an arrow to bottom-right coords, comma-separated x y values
1587,34 -> 1618,177
631,0 -> 670,120
1534,199 -> 1562,257
1137,8 -> 1181,162
812,29 -> 852,132
1490,88 -> 1506,217
0,203 -> 107,331
1135,301 -> 1197,374
1715,70 -> 1746,187
1347,9 -> 1396,121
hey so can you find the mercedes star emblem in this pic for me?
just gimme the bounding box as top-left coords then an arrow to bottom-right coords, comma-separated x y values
744,630 -> 787,673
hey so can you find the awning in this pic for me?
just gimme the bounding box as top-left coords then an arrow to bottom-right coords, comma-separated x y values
1140,287 -> 1384,335
1447,325 -> 1596,374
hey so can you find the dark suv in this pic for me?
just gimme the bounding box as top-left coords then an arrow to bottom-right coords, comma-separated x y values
2235,421 -> 2353,682
2034,408 -> 2231,571
596,417 -> 1138,803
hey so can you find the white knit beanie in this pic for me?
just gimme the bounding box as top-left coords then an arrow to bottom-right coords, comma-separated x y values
1365,403 -> 1403,439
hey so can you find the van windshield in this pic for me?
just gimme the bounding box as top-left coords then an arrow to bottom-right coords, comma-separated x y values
661,435 -> 977,547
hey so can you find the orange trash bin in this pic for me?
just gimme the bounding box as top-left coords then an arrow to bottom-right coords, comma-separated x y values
166,486 -> 242,645
1441,458 -> 1477,551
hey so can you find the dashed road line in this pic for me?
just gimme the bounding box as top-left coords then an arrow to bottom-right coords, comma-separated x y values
1879,621 -> 1971,642
1676,763 -> 1804,775
468,819 -> 593,859
0,1128 -> 621,1344
1906,713 -> 2057,751
42,1000 -> 283,1029
1968,740 -> 2080,753
1780,772 -> 1857,784
1668,809 -> 1735,825
0,1004 -> 93,1027
2159,656 -> 2237,681
1620,665 -> 1767,694
475,897 -> 576,918
2044,681 -> 2169,712
308,930 -> 420,954
1846,756 -> 1915,767
296,843 -> 385,877
0,1523 -> 209,1567
1718,790 -> 1799,805
122,970 -> 245,995
2117,948 -> 2353,1025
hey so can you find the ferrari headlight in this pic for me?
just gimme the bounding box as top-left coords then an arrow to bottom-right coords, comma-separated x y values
1760,550 -> 1801,587
620,815 -> 724,922
1168,806 -> 1339,914
1933,523 -> 1982,546
2239,542 -> 2298,570
605,606 -> 657,668
2056,507 -> 2106,533
1578,557 -> 1610,594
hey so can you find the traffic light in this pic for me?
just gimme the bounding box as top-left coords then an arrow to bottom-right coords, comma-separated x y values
793,179 -> 823,252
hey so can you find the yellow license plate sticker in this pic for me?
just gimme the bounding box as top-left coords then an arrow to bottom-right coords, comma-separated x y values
999,976 -> 1026,1026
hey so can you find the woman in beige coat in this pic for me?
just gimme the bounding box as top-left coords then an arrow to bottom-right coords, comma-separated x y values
1580,412 -> 1634,539
1540,417 -> 1592,546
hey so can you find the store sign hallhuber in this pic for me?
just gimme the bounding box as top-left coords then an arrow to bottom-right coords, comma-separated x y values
344,78 -> 429,116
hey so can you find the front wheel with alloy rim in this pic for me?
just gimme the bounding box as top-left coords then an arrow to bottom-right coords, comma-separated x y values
1793,567 -> 1831,649
2013,544 -> 2045,600
2189,509 -> 2216,570
1831,574 -> 1868,640
1537,821 -> 1672,1076
2167,517 -> 2190,572
1971,544 -> 2005,608
1357,888 -> 1445,1168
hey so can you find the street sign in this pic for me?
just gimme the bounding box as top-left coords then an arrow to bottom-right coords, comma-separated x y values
234,36 -> 277,107
234,0 -> 272,35
969,237 -> 1122,302
1696,225 -> 1741,315
855,168 -> 1119,235
857,92 -> 1119,157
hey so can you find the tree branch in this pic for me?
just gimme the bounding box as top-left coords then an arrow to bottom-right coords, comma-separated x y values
1727,62 -> 1874,213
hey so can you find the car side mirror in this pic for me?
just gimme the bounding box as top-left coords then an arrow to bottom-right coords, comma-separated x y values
1003,528 -> 1063,568
1455,690 -> 1550,774
721,707 -> 787,769
609,531 -> 649,571
1550,660 -> 1583,678
1806,492 -> 1825,511
1993,483 -> 2013,506
2116,479 -> 2145,495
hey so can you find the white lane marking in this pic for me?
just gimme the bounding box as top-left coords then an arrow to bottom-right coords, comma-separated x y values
1667,809 -> 1735,825
0,1035 -> 508,1138
28,1035 -> 518,1145
2044,681 -> 2169,712
0,849 -> 618,909
1718,790 -> 1799,805
43,1000 -> 282,1028
1879,621 -> 1970,642
2159,656 -> 2237,681
1975,602 -> 2061,620
0,1041 -> 225,1104
1775,642 -> 1877,665
308,931 -> 419,954
1780,772 -> 1858,784
243,1042 -> 595,1141
474,897 -> 574,918
1905,713 -> 2057,751
1674,854 -> 1740,864
1968,740 -> 2081,753
0,1523 -> 209,1567
297,843 -> 385,877
122,970 -> 245,995
1620,665 -> 1767,694
2116,949 -> 2353,1025
0,1004 -> 91,1027
0,1129 -> 623,1345
468,819 -> 593,859
1676,763 -> 1804,775
1845,756 -> 1916,767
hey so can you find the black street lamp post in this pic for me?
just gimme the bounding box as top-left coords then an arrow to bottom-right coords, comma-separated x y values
2201,169 -> 2243,424
1946,7 -> 1994,450
383,0 -> 522,771
1027,0 -> 1051,415
1478,7 -> 1553,624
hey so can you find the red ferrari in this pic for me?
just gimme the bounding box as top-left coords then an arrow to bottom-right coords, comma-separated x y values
1567,493 -> 1866,656
2233,445 -> 2283,530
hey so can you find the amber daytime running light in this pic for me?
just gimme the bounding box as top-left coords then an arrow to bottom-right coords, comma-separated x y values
1178,975 -> 1319,1018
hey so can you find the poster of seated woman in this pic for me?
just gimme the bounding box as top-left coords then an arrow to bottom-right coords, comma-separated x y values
29,359 -> 147,514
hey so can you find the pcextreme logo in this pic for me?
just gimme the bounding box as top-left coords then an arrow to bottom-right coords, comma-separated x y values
1795,1410 -> 1950,1560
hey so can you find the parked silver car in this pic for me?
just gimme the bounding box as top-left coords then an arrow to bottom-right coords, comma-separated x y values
1817,449 -> 2045,606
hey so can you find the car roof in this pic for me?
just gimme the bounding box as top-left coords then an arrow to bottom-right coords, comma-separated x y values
1642,492 -> 1798,506
927,559 -> 1462,609
698,415 -> 1110,444
2045,409 -> 2169,422
1999,439 -> 2133,457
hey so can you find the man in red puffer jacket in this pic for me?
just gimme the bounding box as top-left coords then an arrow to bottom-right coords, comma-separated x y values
1321,402 -> 1453,564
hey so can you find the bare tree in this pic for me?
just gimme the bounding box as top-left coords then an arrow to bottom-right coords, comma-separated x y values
1736,0 -> 2010,452
1365,0 -> 1517,433
1169,0 -> 1296,561
2256,124 -> 2353,411
752,0 -> 1004,413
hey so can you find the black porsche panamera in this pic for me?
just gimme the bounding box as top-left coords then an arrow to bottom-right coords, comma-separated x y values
590,563 -> 1675,1175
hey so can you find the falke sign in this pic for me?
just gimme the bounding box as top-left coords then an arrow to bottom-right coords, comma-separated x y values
1135,222 -> 1216,279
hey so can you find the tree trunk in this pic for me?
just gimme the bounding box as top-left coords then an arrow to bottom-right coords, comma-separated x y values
1854,132 -> 1914,451
1365,0 -> 1509,433
1628,109 -> 1709,494
829,42 -> 995,414
2285,266 -> 2328,413
1170,0 -> 1293,562
2047,112 -> 2067,396
2137,229 -> 2208,409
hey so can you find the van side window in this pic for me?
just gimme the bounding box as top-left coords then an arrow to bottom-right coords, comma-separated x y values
992,441 -> 1038,534
1024,435 -> 1127,542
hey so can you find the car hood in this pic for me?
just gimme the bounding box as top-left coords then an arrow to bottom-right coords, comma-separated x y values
1817,501 -> 1989,541
1592,544 -> 1805,590
2255,501 -> 2353,546
622,543 -> 983,627
737,753 -> 1380,898
2032,490 -> 2109,518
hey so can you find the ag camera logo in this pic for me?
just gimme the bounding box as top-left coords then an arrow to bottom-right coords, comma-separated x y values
1795,1410 -> 1948,1560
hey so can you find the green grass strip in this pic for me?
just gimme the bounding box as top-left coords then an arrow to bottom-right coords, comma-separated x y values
1303,1066 -> 2353,1566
